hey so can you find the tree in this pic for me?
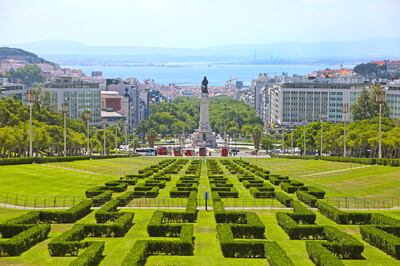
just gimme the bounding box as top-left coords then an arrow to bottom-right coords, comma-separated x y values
251,125 -> 263,150
352,88 -> 375,121
6,64 -> 43,86
146,128 -> 157,148
352,85 -> 390,121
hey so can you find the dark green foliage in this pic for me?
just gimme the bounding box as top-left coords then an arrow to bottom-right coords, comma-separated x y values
0,224 -> 50,256
69,241 -> 105,266
92,190 -> 112,207
264,241 -> 295,266
316,202 -> 372,224
360,225 -> 400,259
0,155 -> 131,166
276,212 -> 325,240
306,241 -> 345,266
275,191 -> 293,207
296,191 -> 318,207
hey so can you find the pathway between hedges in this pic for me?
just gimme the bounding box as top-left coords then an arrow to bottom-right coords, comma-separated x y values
299,164 -> 373,177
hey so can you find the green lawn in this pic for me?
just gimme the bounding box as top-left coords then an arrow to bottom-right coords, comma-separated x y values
0,157 -> 164,207
1,157 -> 400,265
246,158 -> 400,200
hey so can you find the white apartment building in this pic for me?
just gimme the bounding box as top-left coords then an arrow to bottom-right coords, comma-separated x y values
43,77 -> 101,125
386,84 -> 400,119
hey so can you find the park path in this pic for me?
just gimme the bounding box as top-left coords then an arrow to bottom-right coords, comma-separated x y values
300,164 -> 373,177
41,163 -> 103,175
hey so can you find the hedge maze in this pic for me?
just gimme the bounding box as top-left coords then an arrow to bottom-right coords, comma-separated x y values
1,157 -> 400,265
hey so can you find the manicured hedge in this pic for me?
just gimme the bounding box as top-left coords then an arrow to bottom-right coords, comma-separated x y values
275,191 -> 293,207
0,224 -> 50,256
306,241 -> 344,266
316,201 -> 372,224
0,155 -> 131,166
360,225 -> 400,259
264,241 -> 295,266
296,191 -> 318,207
69,241 -> 105,266
276,212 -> 324,240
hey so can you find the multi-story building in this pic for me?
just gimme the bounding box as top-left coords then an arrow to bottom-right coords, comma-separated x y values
0,78 -> 26,100
386,84 -> 400,119
270,83 -> 370,127
43,77 -> 101,125
106,79 -> 140,131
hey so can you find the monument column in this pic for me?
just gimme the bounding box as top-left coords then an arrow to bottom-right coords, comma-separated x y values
192,76 -> 217,147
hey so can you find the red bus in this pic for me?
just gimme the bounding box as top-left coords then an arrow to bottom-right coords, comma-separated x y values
184,149 -> 193,156
221,147 -> 229,157
199,147 -> 207,156
157,146 -> 168,155
173,147 -> 182,156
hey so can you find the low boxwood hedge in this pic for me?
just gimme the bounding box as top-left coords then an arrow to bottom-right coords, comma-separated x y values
0,224 -> 50,256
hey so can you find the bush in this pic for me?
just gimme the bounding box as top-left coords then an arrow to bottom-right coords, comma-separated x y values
292,201 -> 316,224
69,241 -> 105,266
92,190 -> 112,207
360,225 -> 400,259
276,212 -> 324,240
306,241 -> 344,266
0,224 -> 50,256
316,202 -> 372,224
275,192 -> 293,207
323,226 -> 364,259
265,241 -> 295,266
296,191 -> 318,207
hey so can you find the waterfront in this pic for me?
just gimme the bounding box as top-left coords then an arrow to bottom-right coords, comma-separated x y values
63,63 -> 355,85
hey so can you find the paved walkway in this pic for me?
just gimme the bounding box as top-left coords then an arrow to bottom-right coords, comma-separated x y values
300,164 -> 373,177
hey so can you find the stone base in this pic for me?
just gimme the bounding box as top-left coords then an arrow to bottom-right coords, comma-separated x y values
192,129 -> 217,147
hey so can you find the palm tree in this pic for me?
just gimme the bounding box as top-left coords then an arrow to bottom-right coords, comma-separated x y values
252,125 -> 263,150
146,128 -> 157,148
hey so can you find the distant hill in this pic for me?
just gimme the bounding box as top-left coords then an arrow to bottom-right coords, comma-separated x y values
4,37 -> 400,64
0,47 -> 51,64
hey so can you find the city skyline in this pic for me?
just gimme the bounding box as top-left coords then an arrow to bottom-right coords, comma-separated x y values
1,0 -> 400,48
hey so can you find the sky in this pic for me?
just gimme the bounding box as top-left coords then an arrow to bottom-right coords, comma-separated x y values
1,0 -> 399,48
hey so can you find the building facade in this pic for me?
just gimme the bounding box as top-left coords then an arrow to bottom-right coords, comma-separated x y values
43,77 -> 101,125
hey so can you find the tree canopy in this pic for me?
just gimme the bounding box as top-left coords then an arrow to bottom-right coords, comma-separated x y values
137,96 -> 263,138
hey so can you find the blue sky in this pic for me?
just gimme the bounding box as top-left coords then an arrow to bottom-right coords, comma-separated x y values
1,0 -> 399,48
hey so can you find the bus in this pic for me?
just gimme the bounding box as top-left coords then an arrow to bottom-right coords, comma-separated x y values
199,147 -> 207,156
135,148 -> 157,156
173,147 -> 182,156
184,149 -> 193,156
221,147 -> 229,157
157,146 -> 168,155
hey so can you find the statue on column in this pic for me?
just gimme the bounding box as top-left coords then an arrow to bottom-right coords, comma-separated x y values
201,76 -> 208,94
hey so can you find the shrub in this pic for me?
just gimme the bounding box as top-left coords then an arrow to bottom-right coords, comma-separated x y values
92,190 -> 112,207
306,241 -> 344,266
296,191 -> 318,207
360,225 -> 400,259
265,241 -> 295,266
275,192 -> 293,207
316,202 -> 372,224
276,212 -> 324,240
0,224 -> 50,256
69,241 -> 105,266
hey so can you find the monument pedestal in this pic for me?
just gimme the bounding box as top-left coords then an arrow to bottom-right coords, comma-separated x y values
192,78 -> 217,148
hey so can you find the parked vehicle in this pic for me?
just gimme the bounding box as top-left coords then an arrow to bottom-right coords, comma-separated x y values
157,146 -> 168,155
136,148 -> 157,156
221,147 -> 229,157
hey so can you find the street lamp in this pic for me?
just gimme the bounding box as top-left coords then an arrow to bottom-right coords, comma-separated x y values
102,122 -> 107,155
376,90 -> 386,159
343,103 -> 349,157
289,122 -> 294,155
61,103 -> 69,157
28,90 -> 34,157
83,111 -> 92,156
303,119 -> 307,156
